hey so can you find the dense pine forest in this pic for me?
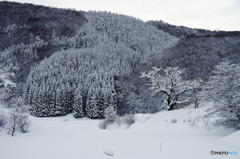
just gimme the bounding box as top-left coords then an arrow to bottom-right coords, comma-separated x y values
0,1 -> 240,130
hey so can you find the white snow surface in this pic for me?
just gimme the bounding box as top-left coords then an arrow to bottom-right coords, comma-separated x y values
0,104 -> 239,159
104,148 -> 114,156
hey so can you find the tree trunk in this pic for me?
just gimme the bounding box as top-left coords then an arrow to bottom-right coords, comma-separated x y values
168,103 -> 175,111
12,124 -> 15,137
167,95 -> 171,108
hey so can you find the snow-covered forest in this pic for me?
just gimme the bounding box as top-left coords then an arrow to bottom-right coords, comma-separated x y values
0,2 -> 240,158
23,11 -> 178,118
0,0 -> 239,128
0,0 -> 239,129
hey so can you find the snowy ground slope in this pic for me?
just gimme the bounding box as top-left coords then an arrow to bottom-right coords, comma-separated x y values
0,104 -> 239,159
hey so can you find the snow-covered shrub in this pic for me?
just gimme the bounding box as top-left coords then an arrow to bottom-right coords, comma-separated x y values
98,120 -> 107,129
99,105 -> 118,129
0,111 -> 7,129
8,107 -> 19,136
7,97 -> 31,136
17,107 -> 31,133
189,116 -> 201,127
99,109 -> 136,129
122,113 -> 135,126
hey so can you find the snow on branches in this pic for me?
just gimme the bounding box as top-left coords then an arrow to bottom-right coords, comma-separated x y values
204,61 -> 240,130
141,66 -> 202,110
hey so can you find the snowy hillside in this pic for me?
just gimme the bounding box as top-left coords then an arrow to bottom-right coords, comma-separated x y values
0,2 -> 240,159
1,104 -> 239,159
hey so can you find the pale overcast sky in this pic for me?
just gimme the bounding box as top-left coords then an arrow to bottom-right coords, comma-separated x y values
3,0 -> 240,31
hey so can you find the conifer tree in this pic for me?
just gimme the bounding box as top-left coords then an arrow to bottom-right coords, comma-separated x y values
30,88 -> 38,116
98,90 -> 105,118
66,82 -> 74,113
27,86 -> 34,106
73,86 -> 84,118
86,86 -> 99,118
55,88 -> 65,116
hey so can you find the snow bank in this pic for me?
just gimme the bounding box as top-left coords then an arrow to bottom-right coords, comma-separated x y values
0,105 -> 239,159
223,130 -> 240,145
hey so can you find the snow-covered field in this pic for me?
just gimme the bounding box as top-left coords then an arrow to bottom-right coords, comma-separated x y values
0,104 -> 239,159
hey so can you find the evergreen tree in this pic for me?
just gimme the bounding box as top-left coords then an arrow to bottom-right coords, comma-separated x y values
36,88 -> 44,116
55,87 -> 67,116
73,86 -> 84,118
66,82 -> 74,113
110,86 -> 117,111
98,90 -> 105,118
60,84 -> 68,115
103,85 -> 111,109
27,86 -> 34,106
22,84 -> 29,105
47,84 -> 55,116
42,85 -> 50,116
30,87 -> 38,116
86,86 -> 99,118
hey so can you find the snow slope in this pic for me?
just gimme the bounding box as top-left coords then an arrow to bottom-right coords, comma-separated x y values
0,105 -> 239,159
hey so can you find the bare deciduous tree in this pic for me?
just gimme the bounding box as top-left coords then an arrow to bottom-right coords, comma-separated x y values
204,61 -> 240,130
141,66 -> 202,110
8,97 -> 31,136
